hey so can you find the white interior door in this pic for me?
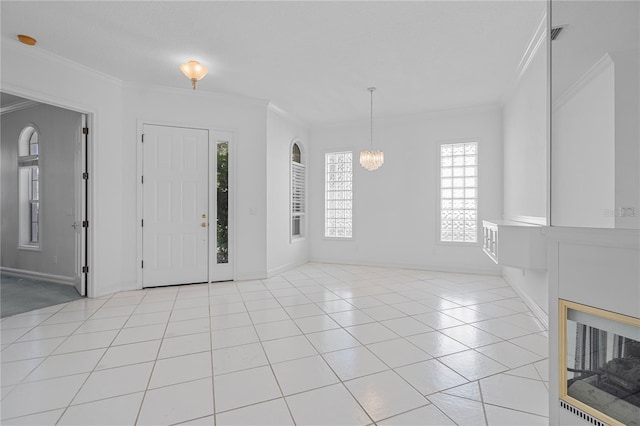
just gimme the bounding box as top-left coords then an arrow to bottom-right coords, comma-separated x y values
142,124 -> 209,287
74,114 -> 88,296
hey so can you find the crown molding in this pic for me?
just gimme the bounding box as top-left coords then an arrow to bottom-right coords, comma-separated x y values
313,102 -> 502,130
268,102 -> 309,127
515,11 -> 547,82
500,10 -> 548,106
2,37 -> 124,88
553,53 -> 614,111
123,81 -> 270,110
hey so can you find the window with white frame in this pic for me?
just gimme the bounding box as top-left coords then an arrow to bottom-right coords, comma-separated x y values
291,142 -> 305,238
440,142 -> 477,243
325,151 -> 353,238
18,126 -> 40,247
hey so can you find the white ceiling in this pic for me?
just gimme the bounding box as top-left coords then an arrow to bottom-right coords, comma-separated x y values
1,1 -> 545,124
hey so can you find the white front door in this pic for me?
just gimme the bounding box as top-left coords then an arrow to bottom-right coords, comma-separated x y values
142,124 -> 209,287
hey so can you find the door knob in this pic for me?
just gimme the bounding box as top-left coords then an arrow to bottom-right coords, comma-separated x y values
201,222 -> 207,227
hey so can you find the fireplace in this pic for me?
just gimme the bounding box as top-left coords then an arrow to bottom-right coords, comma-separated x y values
559,300 -> 640,425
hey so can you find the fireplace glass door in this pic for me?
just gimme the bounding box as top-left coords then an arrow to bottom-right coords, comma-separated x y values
560,300 -> 640,425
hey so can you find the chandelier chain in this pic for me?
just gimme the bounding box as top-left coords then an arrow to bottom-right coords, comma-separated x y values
368,87 -> 376,149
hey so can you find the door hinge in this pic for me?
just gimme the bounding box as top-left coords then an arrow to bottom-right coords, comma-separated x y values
82,127 -> 89,135
82,220 -> 89,228
83,172 -> 89,180
141,175 -> 144,184
141,219 -> 144,227
82,266 -> 89,273
141,134 -> 144,143
141,261 -> 144,268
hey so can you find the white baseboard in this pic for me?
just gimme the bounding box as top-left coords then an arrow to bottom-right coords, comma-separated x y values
308,258 -> 501,277
504,278 -> 549,329
267,258 -> 309,278
234,271 -> 268,282
0,267 -> 78,287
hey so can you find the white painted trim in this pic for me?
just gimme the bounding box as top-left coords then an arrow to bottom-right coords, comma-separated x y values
503,273 -> 549,329
267,258 -> 309,278
502,215 -> 547,226
553,53 -> 614,110
1,100 -> 39,115
0,267 -> 78,287
308,258 -> 501,276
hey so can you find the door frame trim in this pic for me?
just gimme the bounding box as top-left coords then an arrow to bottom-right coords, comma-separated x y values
1,84 -> 94,297
136,119 -> 237,288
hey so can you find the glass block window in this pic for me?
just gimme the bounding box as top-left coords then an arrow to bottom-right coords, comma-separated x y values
325,151 -> 353,238
440,142 -> 477,243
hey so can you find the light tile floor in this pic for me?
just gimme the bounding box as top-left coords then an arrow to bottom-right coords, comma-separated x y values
1,263 -> 549,425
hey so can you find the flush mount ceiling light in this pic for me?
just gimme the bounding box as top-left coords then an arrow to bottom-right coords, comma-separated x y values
359,87 -> 384,171
17,34 -> 37,46
180,60 -> 208,90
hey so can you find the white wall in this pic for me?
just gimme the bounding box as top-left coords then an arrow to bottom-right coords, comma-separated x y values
1,38 -> 125,297
501,26 -> 549,317
503,37 -> 547,222
266,106 -> 310,276
308,106 -> 503,274
552,55 -> 616,228
1,38 -> 272,297
1,104 -> 81,281
123,84 -> 270,285
610,49 -> 640,229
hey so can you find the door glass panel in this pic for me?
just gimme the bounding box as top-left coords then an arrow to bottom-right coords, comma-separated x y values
217,141 -> 229,264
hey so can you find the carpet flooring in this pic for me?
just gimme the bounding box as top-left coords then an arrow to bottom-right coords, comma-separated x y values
0,274 -> 83,318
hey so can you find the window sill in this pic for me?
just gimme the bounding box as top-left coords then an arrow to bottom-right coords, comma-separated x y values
18,244 -> 41,252
436,241 -> 480,248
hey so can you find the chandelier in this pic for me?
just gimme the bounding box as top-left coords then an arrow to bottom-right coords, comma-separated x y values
360,87 -> 384,171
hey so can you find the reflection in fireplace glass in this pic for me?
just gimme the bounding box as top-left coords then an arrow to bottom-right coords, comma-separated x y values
566,309 -> 640,425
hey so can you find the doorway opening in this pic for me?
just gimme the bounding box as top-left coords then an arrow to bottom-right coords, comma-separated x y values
1,93 -> 91,312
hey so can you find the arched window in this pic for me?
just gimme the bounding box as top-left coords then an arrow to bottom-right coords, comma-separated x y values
18,126 -> 40,247
291,141 -> 305,239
